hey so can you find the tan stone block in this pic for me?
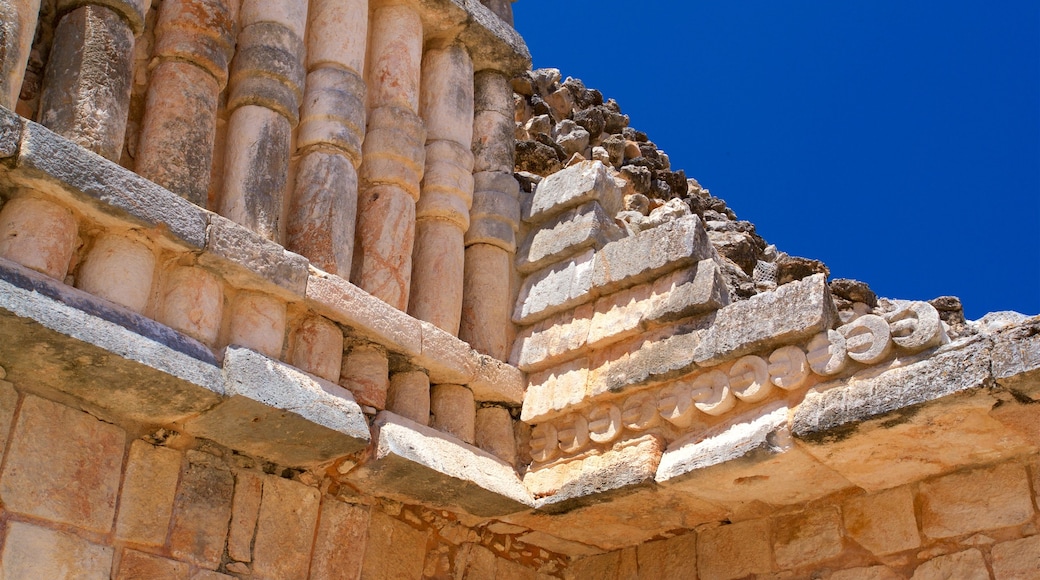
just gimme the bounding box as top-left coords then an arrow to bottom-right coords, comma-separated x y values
159,266 -> 224,346
587,285 -> 651,350
1,521 -> 113,579
290,315 -> 343,382
0,196 -> 78,280
475,406 -> 517,464
228,470 -> 263,563
116,440 -> 183,546
306,272 -> 423,357
991,535 -> 1040,579
469,355 -> 525,405
252,475 -> 321,579
192,572 -> 234,580
76,233 -> 156,313
0,379 -> 17,466
830,566 -> 903,580
430,383 -> 476,444
843,487 -> 921,556
310,500 -> 371,580
116,549 -> 190,579
521,358 -> 589,423
497,557 -> 540,580
569,552 -> 620,580
340,344 -> 390,409
919,462 -> 1035,539
697,519 -> 773,580
361,511 -> 427,580
420,44 -> 474,146
169,462 -> 234,569
635,532 -> 697,580
910,549 -> 989,580
0,395 -> 124,533
228,292 -> 286,359
417,319 -> 479,385
512,303 -> 593,372
387,370 -> 430,425
459,543 -> 498,578
773,506 -> 844,569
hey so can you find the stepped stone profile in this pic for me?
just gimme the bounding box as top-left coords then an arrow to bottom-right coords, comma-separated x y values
0,0 -> 1037,578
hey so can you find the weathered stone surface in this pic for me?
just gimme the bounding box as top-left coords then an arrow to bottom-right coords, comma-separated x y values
0,105 -> 24,157
16,117 -> 209,249
1,395 -> 124,532
387,370 -> 430,425
76,233 -> 156,314
290,315 -> 343,382
592,326 -> 703,398
794,340 -> 1034,491
522,161 -> 622,224
475,405 -> 517,464
697,519 -> 773,580
0,195 -> 77,280
227,291 -> 286,359
228,470 -> 262,563
772,506 -> 844,569
460,243 -> 515,361
115,440 -> 183,546
516,531 -> 603,558
657,406 -> 853,506
0,378 -> 16,464
0,6 -> 37,109
587,284 -> 653,350
1,521 -> 114,579
431,383 -> 476,444
289,151 -> 359,277
910,549 -> 990,580
569,552 -> 621,579
341,344 -> 390,409
512,303 -> 594,372
635,533 -> 697,580
252,475 -> 322,579
360,511 -> 428,580
347,412 -> 533,517
521,357 -> 589,424
469,354 -> 525,404
991,535 -> 1040,579
842,486 -> 921,556
159,265 -> 224,347
310,499 -> 371,580
116,549 -> 190,580
919,462 -> 1034,539
0,258 -> 224,423
168,461 -> 234,569
647,259 -> 730,323
419,319 -> 479,385
592,215 -> 714,295
517,201 -> 623,274
830,566 -> 903,580
204,214 -> 309,297
694,273 -> 836,366
514,248 -> 596,325
185,347 -> 370,467
992,316 -> 1040,396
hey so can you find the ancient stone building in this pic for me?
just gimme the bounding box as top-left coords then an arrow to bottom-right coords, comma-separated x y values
0,0 -> 1037,578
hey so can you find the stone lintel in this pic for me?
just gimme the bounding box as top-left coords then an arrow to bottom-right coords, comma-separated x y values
200,214 -> 309,298
421,0 -> 530,75
184,347 -> 370,468
0,257 -> 223,424
469,354 -> 525,404
345,411 -> 533,517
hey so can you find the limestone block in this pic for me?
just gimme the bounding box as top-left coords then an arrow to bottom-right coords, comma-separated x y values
656,406 -> 852,506
15,118 -> 210,249
228,292 -> 286,359
206,213 -> 310,299
0,0 -> 41,108
76,233 -> 155,313
592,327 -> 702,400
239,0 -> 305,36
307,0 -> 368,74
290,315 -> 343,382
287,151 -> 359,276
0,196 -> 77,280
360,511 -> 427,580
0,395 -> 125,532
115,440 -> 183,546
697,519 -> 773,580
772,506 -> 844,570
409,219 -> 466,333
460,243 -> 515,361
513,248 -> 595,325
569,552 -> 620,580
0,379 -> 15,465
592,215 -> 713,295
840,314 -> 893,364
522,161 -> 623,225
185,347 -> 371,467
228,470 -> 262,563
646,259 -> 730,323
160,265 -> 223,346
116,550 -> 190,580
694,274 -> 836,367
340,344 -> 390,409
991,535 -> 1040,580
38,5 -> 134,160
252,475 -> 322,579
418,319 -> 479,384
472,105 -> 516,174
346,412 -> 533,517
365,4 -> 422,112
794,340 -> 1035,491
512,302 -> 593,372
431,383 -> 476,444
387,370 -> 430,425
169,462 -> 235,569
521,357 -> 589,424
475,405 -> 517,464
468,354 -> 525,404
919,462 -> 1034,539
830,567 -> 903,580
310,500 -> 371,580
1,521 -> 113,579
841,487 -> 921,556
454,1 -> 530,75
588,284 -> 653,350
806,329 -> 848,376
635,533 -> 697,580
910,549 -> 990,580
354,184 -> 416,310
992,316 -> 1040,396
0,104 -> 22,158
516,201 -> 623,274
421,44 -> 474,146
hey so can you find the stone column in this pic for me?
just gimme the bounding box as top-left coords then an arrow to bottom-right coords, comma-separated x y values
353,3 -> 425,310
76,233 -> 156,313
475,406 -> 517,464
459,70 -> 519,360
218,0 -> 306,241
387,370 -> 429,425
0,196 -> 78,280
38,0 -> 148,160
159,266 -> 223,347
228,292 -> 286,359
408,44 -> 474,334
430,383 -> 475,444
135,0 -> 236,206
0,0 -> 42,108
286,0 -> 367,277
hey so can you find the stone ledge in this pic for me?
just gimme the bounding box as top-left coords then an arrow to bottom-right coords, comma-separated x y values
346,411 -> 533,517
991,315 -> 1040,398
184,347 -> 371,468
201,214 -> 310,298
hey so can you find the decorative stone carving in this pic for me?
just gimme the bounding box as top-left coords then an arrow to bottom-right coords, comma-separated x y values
557,414 -> 589,454
769,346 -> 811,390
728,355 -> 772,403
842,314 -> 892,365
807,330 -> 848,377
690,370 -> 736,416
530,422 -> 558,463
587,403 -> 622,444
888,301 -> 947,351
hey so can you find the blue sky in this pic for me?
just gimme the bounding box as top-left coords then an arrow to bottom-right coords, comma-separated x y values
514,1 -> 1040,320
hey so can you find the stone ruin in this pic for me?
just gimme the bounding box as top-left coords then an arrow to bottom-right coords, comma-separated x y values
0,0 -> 1036,578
